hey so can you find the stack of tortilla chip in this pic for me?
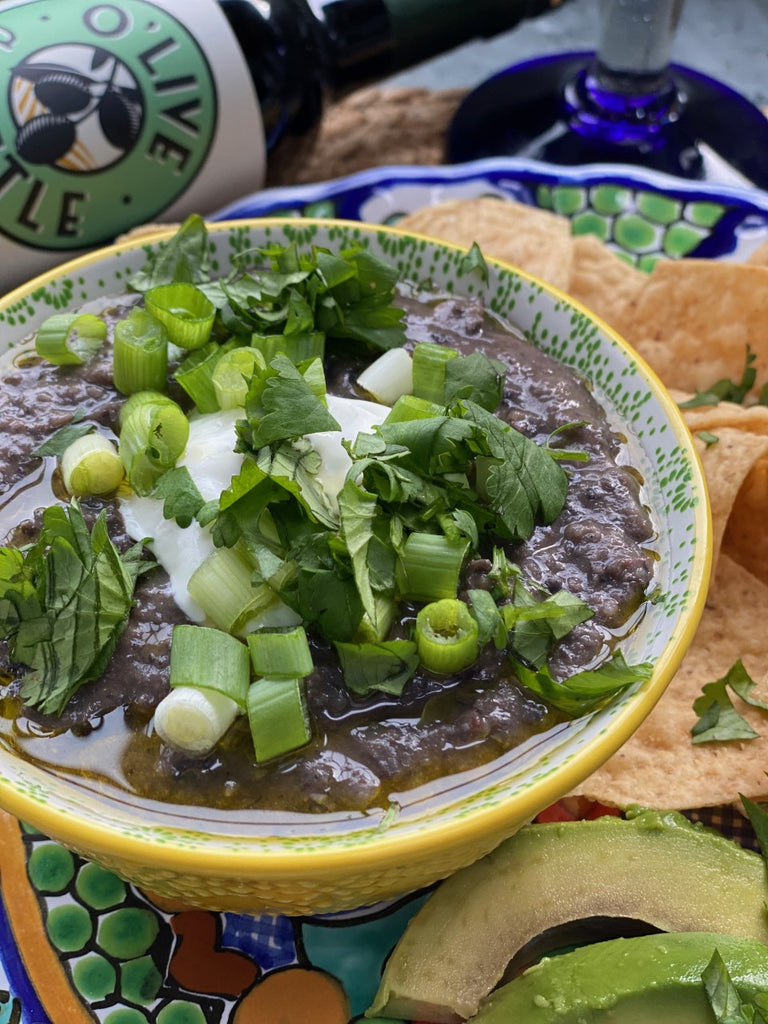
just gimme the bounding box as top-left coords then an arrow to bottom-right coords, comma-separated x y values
399,198 -> 768,812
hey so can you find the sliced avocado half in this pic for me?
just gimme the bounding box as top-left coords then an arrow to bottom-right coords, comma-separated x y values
367,809 -> 768,1023
471,931 -> 768,1023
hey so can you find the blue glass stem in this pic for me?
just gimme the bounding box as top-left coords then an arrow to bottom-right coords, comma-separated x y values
565,0 -> 685,149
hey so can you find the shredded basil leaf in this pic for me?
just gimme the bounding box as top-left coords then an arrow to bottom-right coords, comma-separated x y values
702,949 -> 768,1023
512,652 -> 653,716
0,502 -> 147,715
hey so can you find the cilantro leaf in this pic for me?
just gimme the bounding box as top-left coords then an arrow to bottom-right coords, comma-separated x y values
467,588 -> 507,648
697,430 -> 720,448
458,241 -> 489,283
678,346 -> 757,408
504,587 -> 594,668
32,408 -> 92,457
337,479 -> 383,635
334,639 -> 419,696
33,421 -> 94,458
236,354 -> 339,452
512,652 -> 653,716
286,534 -> 363,642
741,794 -> 768,870
462,400 -> 568,538
129,213 -> 210,292
154,466 -> 205,528
691,660 -> 768,744
0,502 -> 145,715
444,351 -> 505,411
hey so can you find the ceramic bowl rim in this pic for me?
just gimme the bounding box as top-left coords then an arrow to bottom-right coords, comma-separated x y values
0,217 -> 712,878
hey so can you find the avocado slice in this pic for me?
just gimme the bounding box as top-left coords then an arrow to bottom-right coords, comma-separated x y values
470,931 -> 768,1022
368,809 -> 768,1023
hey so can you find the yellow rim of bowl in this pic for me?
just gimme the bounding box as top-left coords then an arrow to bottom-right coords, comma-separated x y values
0,218 -> 712,880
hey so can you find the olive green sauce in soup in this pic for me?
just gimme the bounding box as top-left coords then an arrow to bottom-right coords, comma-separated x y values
0,251 -> 655,814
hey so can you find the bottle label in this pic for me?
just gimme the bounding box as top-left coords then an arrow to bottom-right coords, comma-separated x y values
0,0 -> 266,290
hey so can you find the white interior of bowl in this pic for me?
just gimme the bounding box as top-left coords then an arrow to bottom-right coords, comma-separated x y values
0,219 -> 709,859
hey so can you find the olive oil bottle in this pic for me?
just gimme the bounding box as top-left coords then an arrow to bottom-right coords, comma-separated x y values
0,0 -> 561,291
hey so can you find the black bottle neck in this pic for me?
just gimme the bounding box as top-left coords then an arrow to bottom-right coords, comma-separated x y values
219,0 -> 564,168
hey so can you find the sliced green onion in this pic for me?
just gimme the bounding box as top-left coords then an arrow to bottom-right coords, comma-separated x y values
112,307 -> 168,395
145,282 -> 215,350
395,532 -> 470,603
212,346 -> 264,410
174,341 -> 230,413
35,312 -> 107,365
153,686 -> 240,756
247,676 -> 311,763
247,626 -> 313,679
415,599 -> 479,674
251,331 -> 325,364
187,544 -> 277,635
61,432 -> 124,497
118,391 -> 189,496
384,394 -> 443,424
411,341 -> 457,405
169,624 -> 250,708
357,347 -> 413,405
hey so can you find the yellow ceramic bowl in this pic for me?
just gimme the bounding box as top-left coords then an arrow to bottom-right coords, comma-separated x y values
0,219 -> 711,914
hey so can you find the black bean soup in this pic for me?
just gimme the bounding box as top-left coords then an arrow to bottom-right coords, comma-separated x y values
0,290 -> 656,813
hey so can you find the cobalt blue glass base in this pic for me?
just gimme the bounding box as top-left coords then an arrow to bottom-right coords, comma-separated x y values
447,51 -> 768,190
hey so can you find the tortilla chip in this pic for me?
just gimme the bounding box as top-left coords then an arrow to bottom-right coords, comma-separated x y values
677,398 -> 768,438
747,239 -> 768,266
673,402 -> 768,585
723,457 -> 768,587
615,260 -> 768,397
689,428 -> 768,572
397,197 -> 574,292
572,554 -> 768,810
566,233 -> 646,327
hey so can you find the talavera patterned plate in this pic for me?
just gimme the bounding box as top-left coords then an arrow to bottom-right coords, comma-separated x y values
212,156 -> 768,268
0,162 -> 724,1022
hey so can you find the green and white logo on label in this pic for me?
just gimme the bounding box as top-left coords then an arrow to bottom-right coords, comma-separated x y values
0,0 -> 216,250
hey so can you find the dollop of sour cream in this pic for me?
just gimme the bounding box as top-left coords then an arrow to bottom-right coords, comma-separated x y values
119,395 -> 389,622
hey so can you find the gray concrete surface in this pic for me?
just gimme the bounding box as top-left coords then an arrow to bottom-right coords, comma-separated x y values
385,0 -> 768,109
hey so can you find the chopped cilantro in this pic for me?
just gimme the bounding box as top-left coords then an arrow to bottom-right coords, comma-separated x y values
155,466 -> 206,528
458,241 -> 489,283
741,794 -> 768,871
33,420 -> 95,458
697,430 -> 720,448
678,346 -> 757,408
691,660 -> 768,744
